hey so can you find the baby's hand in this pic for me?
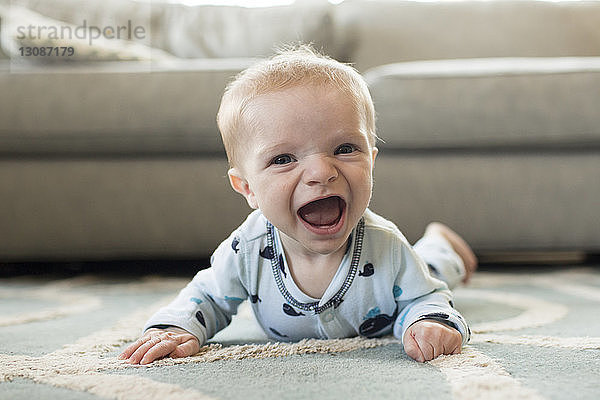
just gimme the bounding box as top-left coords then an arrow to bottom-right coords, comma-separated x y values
119,327 -> 200,365
402,319 -> 462,362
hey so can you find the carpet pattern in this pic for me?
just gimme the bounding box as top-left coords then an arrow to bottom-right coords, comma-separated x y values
1,268 -> 599,399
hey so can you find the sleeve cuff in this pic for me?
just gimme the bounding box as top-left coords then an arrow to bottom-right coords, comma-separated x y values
395,305 -> 471,347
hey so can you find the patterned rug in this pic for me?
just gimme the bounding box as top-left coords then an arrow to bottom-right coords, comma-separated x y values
1,267 -> 599,399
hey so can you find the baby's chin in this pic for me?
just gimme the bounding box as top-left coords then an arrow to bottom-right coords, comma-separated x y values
277,222 -> 351,257
298,220 -> 359,257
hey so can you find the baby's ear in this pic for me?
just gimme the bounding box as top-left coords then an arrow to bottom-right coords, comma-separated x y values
228,168 -> 258,209
371,146 -> 379,167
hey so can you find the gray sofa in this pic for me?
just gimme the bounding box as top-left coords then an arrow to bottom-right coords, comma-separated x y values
1,0 -> 599,262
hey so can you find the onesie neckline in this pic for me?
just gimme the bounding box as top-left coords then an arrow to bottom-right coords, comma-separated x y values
266,218 -> 365,314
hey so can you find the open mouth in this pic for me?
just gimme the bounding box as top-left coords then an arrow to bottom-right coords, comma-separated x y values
297,196 -> 346,234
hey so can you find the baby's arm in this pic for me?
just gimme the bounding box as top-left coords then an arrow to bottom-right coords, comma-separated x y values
121,230 -> 249,365
393,238 -> 470,362
395,291 -> 469,362
119,326 -> 200,365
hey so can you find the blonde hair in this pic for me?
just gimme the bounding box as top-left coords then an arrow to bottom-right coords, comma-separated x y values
216,45 -> 377,168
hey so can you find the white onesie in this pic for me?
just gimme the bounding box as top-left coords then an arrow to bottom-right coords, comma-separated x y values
144,209 -> 470,346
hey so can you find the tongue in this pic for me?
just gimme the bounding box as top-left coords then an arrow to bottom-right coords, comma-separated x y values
299,197 -> 341,226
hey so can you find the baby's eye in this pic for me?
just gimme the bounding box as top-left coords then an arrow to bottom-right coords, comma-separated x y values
335,144 -> 357,155
270,154 -> 295,165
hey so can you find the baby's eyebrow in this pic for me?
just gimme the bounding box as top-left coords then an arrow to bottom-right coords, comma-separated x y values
345,131 -> 368,140
253,142 -> 289,156
332,129 -> 370,143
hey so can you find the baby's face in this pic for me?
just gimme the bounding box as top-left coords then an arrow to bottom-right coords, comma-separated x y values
229,84 -> 377,256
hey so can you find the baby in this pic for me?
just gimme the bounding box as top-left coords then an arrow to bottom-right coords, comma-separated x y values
120,46 -> 477,365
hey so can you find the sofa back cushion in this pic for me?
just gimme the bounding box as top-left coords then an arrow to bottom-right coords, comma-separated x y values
365,57 -> 600,150
0,60 -> 256,156
336,0 -> 600,71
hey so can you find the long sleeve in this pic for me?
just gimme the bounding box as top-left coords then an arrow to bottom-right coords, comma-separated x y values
143,230 -> 249,345
392,237 -> 470,346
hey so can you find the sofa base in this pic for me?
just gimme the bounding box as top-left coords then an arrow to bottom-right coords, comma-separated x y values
2,152 -> 598,261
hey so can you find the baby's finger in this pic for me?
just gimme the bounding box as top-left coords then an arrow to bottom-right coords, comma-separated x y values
444,331 -> 462,356
403,332 -> 426,362
119,328 -> 166,360
118,342 -> 140,360
418,338 -> 435,361
119,335 -> 154,360
451,342 -> 462,355
169,338 -> 200,359
139,337 -> 180,365
431,341 -> 444,360
438,336 -> 461,357
126,335 -> 164,364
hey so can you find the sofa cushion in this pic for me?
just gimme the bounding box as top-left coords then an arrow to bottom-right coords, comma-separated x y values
0,59 -> 256,156
364,57 -> 600,150
335,0 -> 600,71
155,2 -> 337,59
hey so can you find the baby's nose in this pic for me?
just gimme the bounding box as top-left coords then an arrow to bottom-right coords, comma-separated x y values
303,156 -> 338,185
